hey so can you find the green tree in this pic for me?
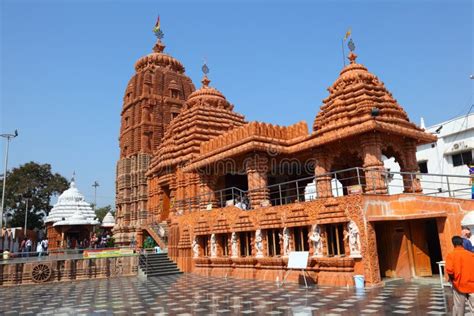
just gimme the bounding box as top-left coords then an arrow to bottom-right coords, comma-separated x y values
95,205 -> 113,222
4,162 -> 69,229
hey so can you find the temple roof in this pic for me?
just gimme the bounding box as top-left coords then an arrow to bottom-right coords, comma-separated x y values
101,211 -> 116,228
45,180 -> 99,226
147,75 -> 246,175
134,40 -> 185,73
313,52 -> 433,144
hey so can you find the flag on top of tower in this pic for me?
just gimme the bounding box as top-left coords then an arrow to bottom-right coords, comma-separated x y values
344,27 -> 352,41
153,15 -> 161,33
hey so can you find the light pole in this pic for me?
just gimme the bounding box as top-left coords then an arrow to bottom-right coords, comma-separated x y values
92,181 -> 99,210
24,199 -> 29,234
0,130 -> 18,231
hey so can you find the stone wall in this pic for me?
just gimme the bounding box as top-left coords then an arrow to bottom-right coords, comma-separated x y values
0,256 -> 138,286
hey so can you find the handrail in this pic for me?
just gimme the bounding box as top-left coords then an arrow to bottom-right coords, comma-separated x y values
0,247 -> 138,263
167,166 -> 473,213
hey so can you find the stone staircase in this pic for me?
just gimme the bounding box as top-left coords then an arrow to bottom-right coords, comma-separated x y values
138,252 -> 182,277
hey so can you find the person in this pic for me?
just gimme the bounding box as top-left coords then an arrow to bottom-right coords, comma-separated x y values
130,235 -> 136,249
154,244 -> 161,253
20,238 -> 27,258
2,249 -> 10,260
461,227 -> 473,252
445,235 -> 474,315
41,238 -> 49,256
25,238 -> 32,257
36,240 -> 44,257
235,197 -> 243,209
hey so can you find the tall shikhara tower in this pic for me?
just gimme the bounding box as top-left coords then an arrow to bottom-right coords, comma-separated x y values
114,24 -> 195,245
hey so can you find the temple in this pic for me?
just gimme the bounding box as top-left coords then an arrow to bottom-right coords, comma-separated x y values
45,177 -> 99,249
114,26 -> 474,286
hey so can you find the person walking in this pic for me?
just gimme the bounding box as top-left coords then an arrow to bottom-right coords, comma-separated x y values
25,238 -> 32,257
41,238 -> 49,256
19,238 -> 26,258
445,235 -> 474,315
36,240 -> 44,257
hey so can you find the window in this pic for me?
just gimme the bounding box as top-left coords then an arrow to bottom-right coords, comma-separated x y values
293,227 -> 309,251
418,161 -> 428,174
326,224 -> 345,257
452,151 -> 473,167
201,236 -> 209,257
219,234 -> 229,256
239,232 -> 252,257
266,229 -> 281,256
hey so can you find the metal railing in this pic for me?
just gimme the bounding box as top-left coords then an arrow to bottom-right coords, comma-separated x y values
171,167 -> 473,213
0,247 -> 138,264
174,186 -> 249,214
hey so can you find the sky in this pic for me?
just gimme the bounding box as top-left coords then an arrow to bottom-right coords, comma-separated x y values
1,0 -> 473,208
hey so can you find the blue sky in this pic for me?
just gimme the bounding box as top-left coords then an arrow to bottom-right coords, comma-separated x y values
1,0 -> 473,208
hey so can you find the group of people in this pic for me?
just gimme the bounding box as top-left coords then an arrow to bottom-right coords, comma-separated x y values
446,226 -> 474,315
66,233 -> 112,249
18,237 -> 48,257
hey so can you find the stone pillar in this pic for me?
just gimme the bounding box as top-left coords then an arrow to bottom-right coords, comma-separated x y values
361,134 -> 387,194
314,151 -> 333,198
401,140 -> 422,193
246,154 -> 270,209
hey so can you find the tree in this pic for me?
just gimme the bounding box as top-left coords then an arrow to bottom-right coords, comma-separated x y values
4,162 -> 69,230
95,205 -> 113,223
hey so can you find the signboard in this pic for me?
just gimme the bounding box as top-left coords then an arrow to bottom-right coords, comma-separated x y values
83,248 -> 134,258
348,185 -> 363,195
287,251 -> 309,269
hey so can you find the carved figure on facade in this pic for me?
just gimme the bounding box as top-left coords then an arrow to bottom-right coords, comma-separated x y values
279,227 -> 291,256
309,224 -> 323,257
192,237 -> 200,258
231,232 -> 238,258
255,229 -> 263,257
210,233 -> 217,258
346,220 -> 362,258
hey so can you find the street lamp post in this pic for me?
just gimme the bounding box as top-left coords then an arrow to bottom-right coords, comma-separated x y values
0,130 -> 18,232
92,181 -> 99,210
24,199 -> 29,235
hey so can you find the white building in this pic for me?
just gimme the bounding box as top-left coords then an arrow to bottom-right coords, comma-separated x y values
384,113 -> 473,198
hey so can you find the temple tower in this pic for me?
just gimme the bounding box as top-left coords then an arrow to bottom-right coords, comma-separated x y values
115,23 -> 195,246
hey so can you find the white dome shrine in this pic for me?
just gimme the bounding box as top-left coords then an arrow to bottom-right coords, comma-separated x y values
101,211 -> 115,228
45,180 -> 99,227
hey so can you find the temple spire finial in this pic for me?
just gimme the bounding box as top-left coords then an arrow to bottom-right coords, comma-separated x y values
347,38 -> 357,64
201,61 -> 210,87
70,171 -> 76,188
152,15 -> 165,53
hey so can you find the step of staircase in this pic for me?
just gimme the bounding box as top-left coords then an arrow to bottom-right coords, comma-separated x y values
138,253 -> 182,277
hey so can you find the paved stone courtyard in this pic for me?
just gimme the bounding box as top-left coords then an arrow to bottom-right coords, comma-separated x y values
0,274 -> 461,315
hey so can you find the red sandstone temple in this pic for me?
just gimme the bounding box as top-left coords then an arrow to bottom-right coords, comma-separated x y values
114,26 -> 474,287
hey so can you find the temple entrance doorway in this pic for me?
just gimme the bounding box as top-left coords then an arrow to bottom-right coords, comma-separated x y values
375,218 -> 442,280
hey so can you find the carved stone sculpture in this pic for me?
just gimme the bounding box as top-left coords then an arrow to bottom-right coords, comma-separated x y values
210,233 -> 217,258
231,232 -> 238,258
192,237 -> 199,258
280,227 -> 291,256
309,224 -> 323,257
255,229 -> 263,257
346,220 -> 362,258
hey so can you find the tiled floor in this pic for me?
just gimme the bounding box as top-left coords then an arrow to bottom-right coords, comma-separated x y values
0,274 -> 465,315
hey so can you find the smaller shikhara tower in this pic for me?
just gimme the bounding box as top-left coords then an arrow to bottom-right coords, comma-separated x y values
114,22 -> 195,245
